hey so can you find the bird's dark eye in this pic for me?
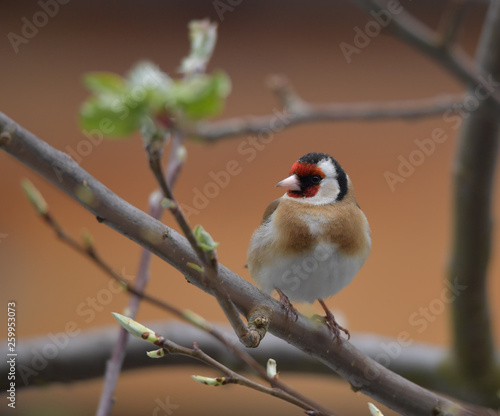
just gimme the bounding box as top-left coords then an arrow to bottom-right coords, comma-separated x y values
311,175 -> 322,184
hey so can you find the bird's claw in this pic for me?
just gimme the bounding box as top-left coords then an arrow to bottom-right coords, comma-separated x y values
323,313 -> 350,341
318,299 -> 350,341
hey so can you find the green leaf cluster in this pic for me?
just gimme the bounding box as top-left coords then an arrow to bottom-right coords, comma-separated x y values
80,62 -> 230,139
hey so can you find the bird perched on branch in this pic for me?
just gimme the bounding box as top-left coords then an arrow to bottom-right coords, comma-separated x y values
247,152 -> 371,339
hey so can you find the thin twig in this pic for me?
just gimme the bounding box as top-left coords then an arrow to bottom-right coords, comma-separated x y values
181,311 -> 333,416
38,212 -> 178,315
148,336 -> 337,416
165,130 -> 186,188
146,139 -> 261,348
95,194 -> 158,416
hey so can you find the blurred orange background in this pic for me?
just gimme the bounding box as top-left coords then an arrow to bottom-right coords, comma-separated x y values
1,1 -> 499,415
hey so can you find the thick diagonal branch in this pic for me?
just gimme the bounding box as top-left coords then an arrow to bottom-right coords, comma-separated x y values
0,112 -> 490,415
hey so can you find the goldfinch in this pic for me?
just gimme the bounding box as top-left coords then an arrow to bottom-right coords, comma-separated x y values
247,152 -> 371,339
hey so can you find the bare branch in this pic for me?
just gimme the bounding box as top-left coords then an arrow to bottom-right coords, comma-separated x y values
351,0 -> 500,110
0,112 -> 490,415
448,0 -> 500,405
190,87 -> 463,142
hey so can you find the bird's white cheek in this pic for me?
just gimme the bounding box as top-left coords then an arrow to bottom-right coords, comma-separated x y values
283,179 -> 340,206
315,180 -> 340,203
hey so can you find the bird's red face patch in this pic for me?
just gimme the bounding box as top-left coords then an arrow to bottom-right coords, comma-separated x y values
287,162 -> 325,198
287,185 -> 319,198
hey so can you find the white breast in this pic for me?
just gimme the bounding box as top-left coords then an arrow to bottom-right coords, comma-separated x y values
253,242 -> 367,303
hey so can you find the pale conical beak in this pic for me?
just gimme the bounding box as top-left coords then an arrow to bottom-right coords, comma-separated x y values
275,174 -> 301,191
